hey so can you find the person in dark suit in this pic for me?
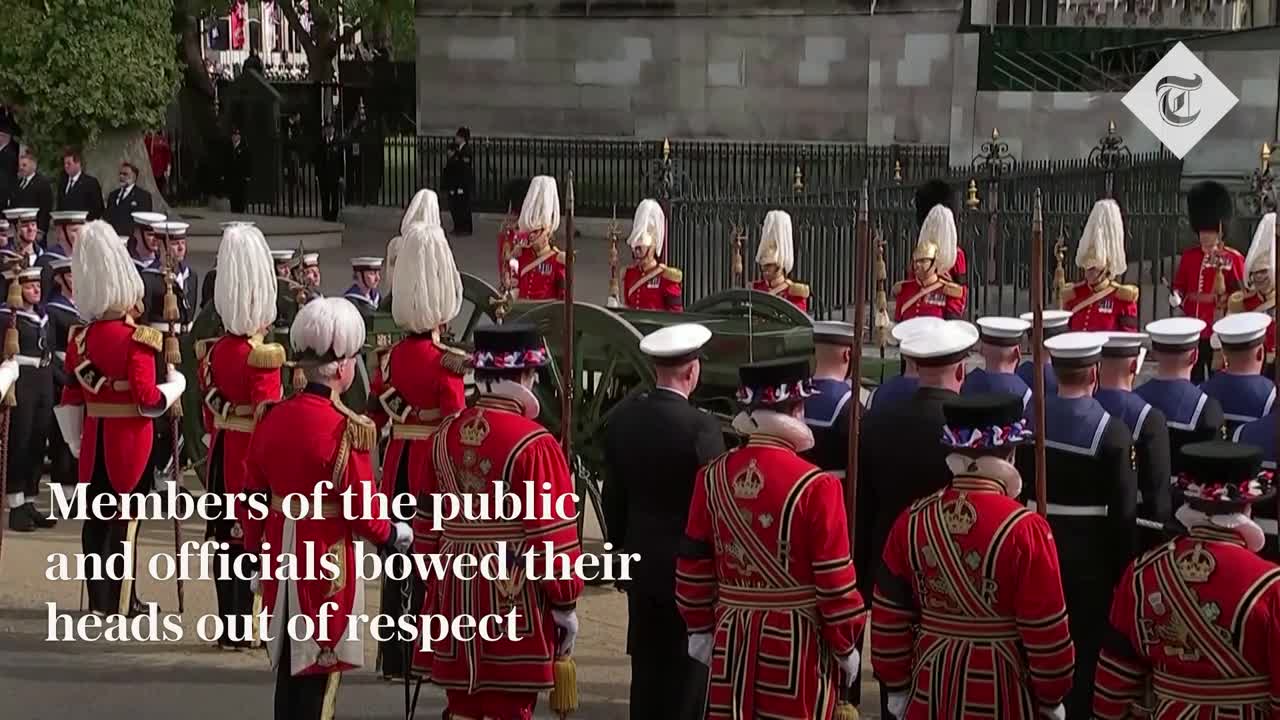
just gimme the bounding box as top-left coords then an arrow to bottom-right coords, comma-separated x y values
55,147 -> 104,220
8,151 -> 54,242
603,323 -> 725,720
442,126 -> 474,235
104,162 -> 153,238
227,128 -> 251,213
0,122 -> 18,209
857,319 -> 979,718
314,123 -> 343,221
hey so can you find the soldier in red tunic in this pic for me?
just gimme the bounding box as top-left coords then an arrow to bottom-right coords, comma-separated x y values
893,204 -> 965,323
1170,181 -> 1245,383
621,198 -> 683,311
872,393 -> 1074,720
195,221 -> 284,649
1093,440 -> 1280,719
909,178 -> 968,281
751,210 -> 810,312
367,195 -> 469,680
242,297 -> 412,720
1228,212 -> 1277,368
1063,199 -> 1139,332
53,220 -> 188,617
411,323 -> 583,720
676,358 -> 865,719
512,175 -> 567,301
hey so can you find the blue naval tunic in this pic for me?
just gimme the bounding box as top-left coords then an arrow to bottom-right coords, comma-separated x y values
1016,360 -> 1057,396
803,377 -> 855,476
1135,379 -> 1210,433
961,368 -> 1031,411
1233,414 -> 1279,558
864,375 -> 917,417
1201,372 -> 1276,427
343,284 -> 380,309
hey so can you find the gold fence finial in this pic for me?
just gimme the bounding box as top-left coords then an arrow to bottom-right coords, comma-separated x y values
662,138 -> 671,161
991,127 -> 1000,142
1263,141 -> 1272,171
793,165 -> 803,193
893,160 -> 902,183
1107,119 -> 1116,135
965,178 -> 980,209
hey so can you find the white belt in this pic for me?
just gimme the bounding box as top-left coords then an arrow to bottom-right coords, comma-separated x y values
148,321 -> 192,334
15,355 -> 44,367
1258,518 -> 1278,535
1026,500 -> 1109,517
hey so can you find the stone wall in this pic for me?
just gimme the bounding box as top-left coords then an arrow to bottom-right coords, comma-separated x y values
415,10 -> 965,142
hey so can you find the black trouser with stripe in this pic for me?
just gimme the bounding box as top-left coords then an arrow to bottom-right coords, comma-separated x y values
274,593 -> 338,720
81,424 -> 141,615
205,433 -> 255,646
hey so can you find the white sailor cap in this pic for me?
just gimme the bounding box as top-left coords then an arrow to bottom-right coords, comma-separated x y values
889,316 -> 946,347
1100,332 -> 1147,358
270,250 -> 295,263
639,323 -> 712,364
50,258 -> 72,273
131,211 -> 166,227
152,221 -> 189,236
976,316 -> 1030,346
0,219 -> 8,231
813,320 -> 858,347
3,208 -> 37,222
1146,317 -> 1205,352
1045,332 -> 1106,367
1018,309 -> 1072,338
1213,312 -> 1272,349
900,320 -> 978,366
50,210 -> 88,224
300,253 -> 320,267
351,256 -> 383,271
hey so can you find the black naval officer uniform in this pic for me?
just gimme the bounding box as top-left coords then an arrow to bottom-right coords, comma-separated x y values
140,261 -> 197,489
602,386 -> 725,720
1018,391 -> 1136,720
1094,387 -> 1172,549
45,288 -> 82,486
2,303 -> 55,531
1201,371 -> 1275,432
1135,378 -> 1226,478
961,368 -> 1031,413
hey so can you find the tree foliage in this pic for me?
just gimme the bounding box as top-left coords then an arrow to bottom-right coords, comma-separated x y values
0,0 -> 180,155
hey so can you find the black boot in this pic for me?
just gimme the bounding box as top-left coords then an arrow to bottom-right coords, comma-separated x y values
25,503 -> 56,528
8,504 -> 34,532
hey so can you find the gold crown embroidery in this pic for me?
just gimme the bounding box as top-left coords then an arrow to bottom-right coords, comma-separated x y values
460,411 -> 490,447
733,460 -> 764,500
1176,543 -> 1216,583
942,495 -> 977,535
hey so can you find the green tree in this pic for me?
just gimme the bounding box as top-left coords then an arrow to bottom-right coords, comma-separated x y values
0,0 -> 180,205
276,0 -> 412,81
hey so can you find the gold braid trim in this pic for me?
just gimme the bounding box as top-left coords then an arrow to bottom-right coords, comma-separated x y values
434,339 -> 471,376
194,338 -> 216,361
254,399 -> 279,423
131,325 -> 163,352
248,342 -> 286,370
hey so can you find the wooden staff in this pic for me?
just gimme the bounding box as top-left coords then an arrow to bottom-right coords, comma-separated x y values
1272,193 -> 1279,538
1031,189 -> 1048,517
551,172 -> 578,719
0,271 -> 20,561
158,230 -> 186,613
845,179 -> 870,548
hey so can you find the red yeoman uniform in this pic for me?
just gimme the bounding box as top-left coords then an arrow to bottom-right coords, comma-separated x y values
1093,441 -> 1280,719
411,323 -> 582,719
871,393 -> 1074,719
676,359 -> 864,720
623,199 -> 683,311
513,176 -> 566,302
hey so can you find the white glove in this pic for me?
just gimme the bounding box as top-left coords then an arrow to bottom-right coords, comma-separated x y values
391,522 -> 412,553
1168,289 -> 1183,308
0,358 -> 18,398
606,296 -> 620,308
552,609 -> 578,657
687,632 -> 712,666
886,691 -> 909,719
248,571 -> 261,596
837,649 -> 860,688
1038,704 -> 1065,720
201,433 -> 211,449
143,370 -> 187,417
54,404 -> 84,458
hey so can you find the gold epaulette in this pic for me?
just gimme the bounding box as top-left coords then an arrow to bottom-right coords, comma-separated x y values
335,403 -> 377,453
194,338 -> 216,361
255,399 -> 279,423
131,325 -> 163,352
248,342 -> 286,370
1114,283 -> 1139,302
790,282 -> 809,299
662,265 -> 683,283
379,346 -> 392,378
942,281 -> 964,298
891,280 -> 905,295
434,339 -> 471,375
1228,290 -> 1247,314
555,249 -> 566,264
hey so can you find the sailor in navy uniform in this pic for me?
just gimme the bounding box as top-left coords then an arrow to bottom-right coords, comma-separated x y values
802,320 -> 861,478
37,210 -> 85,299
962,316 -> 1031,412
141,221 -> 197,488
2,266 -> 56,532
129,211 -> 166,270
1136,317 -> 1227,481
44,258 -> 81,487
1015,309 -> 1070,396
1201,312 -> 1276,431
343,256 -> 381,318
866,316 -> 943,418
0,208 -> 43,303
1017,330 -> 1136,720
1232,412 -> 1280,560
1095,331 -> 1172,549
